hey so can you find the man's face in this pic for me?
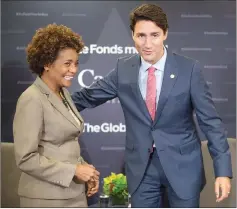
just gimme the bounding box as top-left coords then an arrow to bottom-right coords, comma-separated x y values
132,20 -> 167,64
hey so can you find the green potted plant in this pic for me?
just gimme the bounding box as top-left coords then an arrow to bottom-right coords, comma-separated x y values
103,172 -> 128,206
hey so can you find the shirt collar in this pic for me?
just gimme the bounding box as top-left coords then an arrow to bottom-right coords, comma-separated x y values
140,46 -> 167,72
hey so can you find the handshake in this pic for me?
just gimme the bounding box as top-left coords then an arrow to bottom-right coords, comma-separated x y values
74,163 -> 100,197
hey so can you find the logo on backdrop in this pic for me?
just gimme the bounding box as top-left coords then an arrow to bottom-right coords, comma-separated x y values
83,122 -> 126,133
78,69 -> 104,88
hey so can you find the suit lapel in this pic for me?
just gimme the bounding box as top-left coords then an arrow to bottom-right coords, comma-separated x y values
34,77 -> 81,130
129,55 -> 152,122
153,51 -> 178,125
48,93 -> 81,130
62,88 -> 84,124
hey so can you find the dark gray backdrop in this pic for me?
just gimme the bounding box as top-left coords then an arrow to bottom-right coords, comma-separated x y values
1,0 -> 236,203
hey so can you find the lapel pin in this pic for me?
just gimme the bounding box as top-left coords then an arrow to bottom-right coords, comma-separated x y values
170,74 -> 175,79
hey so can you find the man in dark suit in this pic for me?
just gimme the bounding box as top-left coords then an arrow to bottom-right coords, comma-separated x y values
72,4 -> 232,207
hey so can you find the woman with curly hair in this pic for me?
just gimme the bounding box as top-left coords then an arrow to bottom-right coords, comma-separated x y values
13,24 -> 99,207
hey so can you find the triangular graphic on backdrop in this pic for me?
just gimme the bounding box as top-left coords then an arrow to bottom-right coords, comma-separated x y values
70,7 -> 137,92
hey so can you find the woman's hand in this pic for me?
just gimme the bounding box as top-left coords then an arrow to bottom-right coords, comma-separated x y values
74,164 -> 100,182
87,178 -> 99,197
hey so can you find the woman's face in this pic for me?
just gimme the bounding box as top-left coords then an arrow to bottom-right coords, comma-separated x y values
44,48 -> 79,88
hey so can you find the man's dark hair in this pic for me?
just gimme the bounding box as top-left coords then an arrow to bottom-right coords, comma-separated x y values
130,4 -> 169,34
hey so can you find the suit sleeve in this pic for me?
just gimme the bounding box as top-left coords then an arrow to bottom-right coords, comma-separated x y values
190,61 -> 232,178
13,93 -> 77,188
71,59 -> 119,111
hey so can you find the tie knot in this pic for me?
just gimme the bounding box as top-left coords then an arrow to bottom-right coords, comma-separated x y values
148,66 -> 156,73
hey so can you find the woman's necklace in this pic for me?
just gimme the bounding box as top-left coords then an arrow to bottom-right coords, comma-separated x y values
59,91 -> 70,110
